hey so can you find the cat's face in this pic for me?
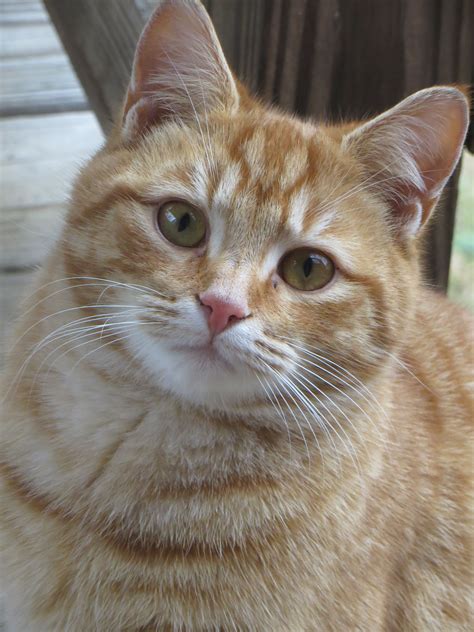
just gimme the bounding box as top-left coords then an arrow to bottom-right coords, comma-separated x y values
66,114 -> 396,408
61,0 -> 468,412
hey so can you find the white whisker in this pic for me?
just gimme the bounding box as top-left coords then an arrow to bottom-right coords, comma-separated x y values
384,350 -> 433,393
28,322 -> 142,397
276,335 -> 388,420
261,363 -> 311,465
256,373 -> 293,459
287,368 -> 363,481
9,303 -> 148,354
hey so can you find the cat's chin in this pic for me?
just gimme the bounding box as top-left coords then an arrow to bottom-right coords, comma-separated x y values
126,328 -> 263,410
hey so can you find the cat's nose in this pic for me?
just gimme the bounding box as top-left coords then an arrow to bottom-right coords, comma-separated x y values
198,293 -> 249,336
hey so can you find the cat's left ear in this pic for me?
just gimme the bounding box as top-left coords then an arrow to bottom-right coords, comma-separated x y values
121,0 -> 239,142
342,87 -> 469,238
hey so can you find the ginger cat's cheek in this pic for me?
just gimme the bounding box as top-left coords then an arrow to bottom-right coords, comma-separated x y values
1,1 -> 472,630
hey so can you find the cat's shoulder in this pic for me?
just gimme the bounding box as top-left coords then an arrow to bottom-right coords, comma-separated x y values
403,286 -> 473,399
416,286 -> 473,337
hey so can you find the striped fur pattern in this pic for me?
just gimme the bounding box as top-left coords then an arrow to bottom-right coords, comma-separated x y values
1,1 -> 472,630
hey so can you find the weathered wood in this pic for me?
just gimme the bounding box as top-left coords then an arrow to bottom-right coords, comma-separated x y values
0,22 -> 62,58
44,0 -> 148,131
0,112 -> 103,270
0,0 -> 49,25
0,0 -> 104,364
0,4 -> 88,117
0,110 -> 102,165
3,148 -> 86,210
43,0 -> 472,291
0,54 -> 89,116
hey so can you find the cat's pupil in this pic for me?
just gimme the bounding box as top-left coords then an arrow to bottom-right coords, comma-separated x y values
178,213 -> 191,232
303,257 -> 313,278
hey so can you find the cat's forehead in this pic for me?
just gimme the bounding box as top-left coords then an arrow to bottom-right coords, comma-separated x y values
136,113 -> 357,254
217,114 -> 343,196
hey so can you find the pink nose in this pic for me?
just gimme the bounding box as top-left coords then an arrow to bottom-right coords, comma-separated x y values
199,293 -> 248,336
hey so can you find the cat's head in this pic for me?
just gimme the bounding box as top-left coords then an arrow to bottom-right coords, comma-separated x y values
63,0 -> 468,411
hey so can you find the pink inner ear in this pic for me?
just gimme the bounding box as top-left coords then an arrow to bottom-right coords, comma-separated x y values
344,87 -> 469,237
413,95 -> 468,199
121,0 -> 238,141
125,3 -> 193,114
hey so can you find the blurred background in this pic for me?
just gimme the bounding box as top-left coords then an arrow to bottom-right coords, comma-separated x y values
0,0 -> 472,364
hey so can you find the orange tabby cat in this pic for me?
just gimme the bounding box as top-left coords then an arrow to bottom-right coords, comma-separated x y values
1,1 -> 472,630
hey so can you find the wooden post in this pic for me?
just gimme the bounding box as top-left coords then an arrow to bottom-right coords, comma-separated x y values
43,0 -> 148,132
44,0 -> 472,291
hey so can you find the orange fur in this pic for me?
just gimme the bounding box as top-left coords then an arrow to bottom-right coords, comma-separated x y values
1,1 -> 472,630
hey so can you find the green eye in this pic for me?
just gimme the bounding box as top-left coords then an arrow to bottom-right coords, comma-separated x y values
280,248 -> 335,291
157,201 -> 206,248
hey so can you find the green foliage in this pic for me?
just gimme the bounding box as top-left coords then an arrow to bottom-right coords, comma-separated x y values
449,151 -> 474,311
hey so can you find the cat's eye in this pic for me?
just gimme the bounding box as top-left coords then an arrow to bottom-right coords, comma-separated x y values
157,201 -> 206,248
279,248 -> 335,291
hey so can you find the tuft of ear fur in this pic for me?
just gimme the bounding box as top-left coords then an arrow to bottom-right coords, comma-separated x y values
342,87 -> 469,238
122,0 -> 239,141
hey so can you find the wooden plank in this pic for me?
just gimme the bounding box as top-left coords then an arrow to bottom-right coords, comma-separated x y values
0,23 -> 63,58
44,0 -> 147,132
0,1 -> 103,368
0,53 -> 88,116
0,0 -> 49,25
0,111 -> 103,164
260,0 -> 284,102
277,0 -> 307,111
2,149 -> 90,210
0,112 -> 103,270
133,0 -> 156,21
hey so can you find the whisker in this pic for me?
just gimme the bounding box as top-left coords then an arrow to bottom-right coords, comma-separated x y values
9,303 -> 149,353
261,363 -> 311,465
260,357 -> 342,478
3,308 -> 149,401
275,335 -> 388,419
30,318 -> 162,397
274,336 -> 391,448
256,373 -> 293,459
384,350 -> 434,393
20,283 -> 133,320
21,275 -> 169,305
317,172 -> 410,216
254,338 -> 350,471
267,369 -> 328,479
196,68 -> 218,182
39,317 -> 147,358
28,309 -> 151,357
293,358 -> 389,452
28,322 -> 142,397
288,368 -> 364,481
316,152 -> 431,215
67,331 -> 139,376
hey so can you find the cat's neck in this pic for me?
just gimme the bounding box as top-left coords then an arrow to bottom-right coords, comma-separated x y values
22,356 -> 393,552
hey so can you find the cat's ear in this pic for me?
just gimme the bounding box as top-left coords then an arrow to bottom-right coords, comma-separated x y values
342,87 -> 469,238
121,0 -> 239,141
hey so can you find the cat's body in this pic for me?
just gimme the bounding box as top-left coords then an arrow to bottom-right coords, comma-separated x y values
2,282 -> 473,630
1,1 -> 472,630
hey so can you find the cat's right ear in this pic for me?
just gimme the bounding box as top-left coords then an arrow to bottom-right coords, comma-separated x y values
342,87 -> 469,239
121,0 -> 239,142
